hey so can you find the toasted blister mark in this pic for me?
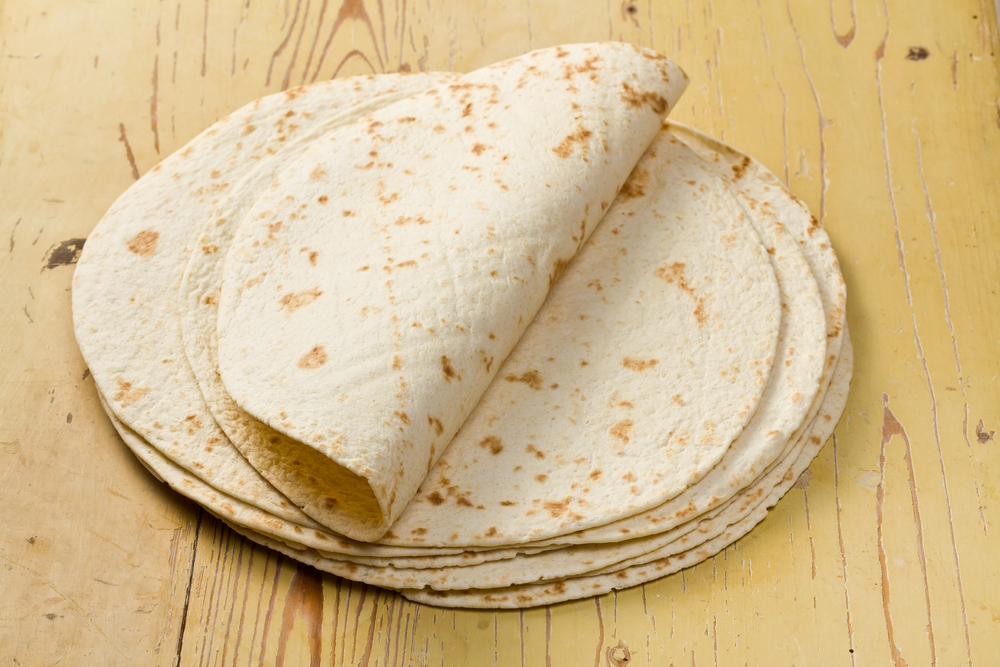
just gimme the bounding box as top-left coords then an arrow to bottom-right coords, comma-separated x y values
504,369 -> 543,390
619,81 -> 669,113
113,378 -> 150,407
297,345 -> 328,370
427,415 -> 444,436
543,497 -> 572,517
552,127 -> 593,158
609,419 -> 634,446
478,436 -> 504,455
126,230 -> 159,256
617,165 -> 649,201
622,357 -> 658,371
279,287 -> 322,313
731,156 -> 751,180
655,261 -> 706,325
441,355 -> 460,381
183,414 -> 203,435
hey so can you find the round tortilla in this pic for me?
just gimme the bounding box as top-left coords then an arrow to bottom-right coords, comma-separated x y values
397,332 -> 852,607
215,43 -> 689,540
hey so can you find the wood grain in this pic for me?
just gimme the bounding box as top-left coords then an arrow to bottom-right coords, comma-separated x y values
1,0 -> 998,664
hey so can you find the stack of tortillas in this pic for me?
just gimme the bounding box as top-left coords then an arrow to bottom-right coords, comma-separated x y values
72,43 -> 851,609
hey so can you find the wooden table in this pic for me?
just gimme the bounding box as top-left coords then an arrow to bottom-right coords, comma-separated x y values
2,0 -> 998,664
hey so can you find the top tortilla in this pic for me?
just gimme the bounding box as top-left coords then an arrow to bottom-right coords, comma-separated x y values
215,43 -> 689,541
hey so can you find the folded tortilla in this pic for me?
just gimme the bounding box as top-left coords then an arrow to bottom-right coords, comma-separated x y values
214,43 -> 689,540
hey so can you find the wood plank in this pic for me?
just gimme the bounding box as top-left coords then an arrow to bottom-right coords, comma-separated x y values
0,1 -> 206,664
2,0 -> 998,664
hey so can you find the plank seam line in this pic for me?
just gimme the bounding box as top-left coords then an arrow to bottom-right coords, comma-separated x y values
173,508 -> 204,665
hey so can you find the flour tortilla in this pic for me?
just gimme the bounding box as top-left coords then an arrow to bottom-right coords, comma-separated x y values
90,108 -> 845,594
398,332 -> 852,607
508,121 -> 845,547
73,73 -> 453,528
198,108 -> 782,550
218,331 -> 851,600
374,125 -> 784,547
215,43 -> 689,541
111,119 -> 803,581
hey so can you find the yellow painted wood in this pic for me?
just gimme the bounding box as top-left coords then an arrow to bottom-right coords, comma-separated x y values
2,0 -> 998,664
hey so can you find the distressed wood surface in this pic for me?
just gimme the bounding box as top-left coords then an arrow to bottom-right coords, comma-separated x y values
2,0 -> 999,664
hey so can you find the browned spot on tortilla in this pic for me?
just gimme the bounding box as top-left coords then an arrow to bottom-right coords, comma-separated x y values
484,526 -> 498,537
456,496 -> 474,507
242,123 -> 255,135
391,355 -> 402,371
394,214 -> 430,226
676,501 -> 697,519
279,287 -> 322,313
265,222 -> 283,244
731,156 -> 751,180
471,143 -> 487,155
589,469 -> 603,480
441,355 -> 460,381
543,497 -> 571,517
549,257 -> 570,287
317,195 -> 328,204
619,81 -> 668,114
623,357 -> 658,371
126,230 -> 159,257
500,500 -> 515,506
655,262 -> 706,325
622,471 -> 637,482
309,165 -> 326,180
394,410 -> 410,425
535,474 -> 548,483
807,214 -> 821,237
809,435 -> 822,445
526,444 -> 545,460
479,436 -> 503,455
609,419 -> 634,445
307,251 -> 318,266
427,415 -> 444,436
552,126 -> 593,158
462,102 -> 473,117
183,414 -> 203,435
297,345 -> 328,370
114,378 -> 150,407
426,491 -> 445,506
618,166 -> 648,201
504,370 -> 543,390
